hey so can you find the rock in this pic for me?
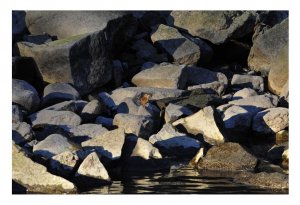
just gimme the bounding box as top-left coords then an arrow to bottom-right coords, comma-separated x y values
12,105 -> 23,123
23,34 -> 53,45
42,100 -> 88,113
12,79 -> 40,112
282,148 -> 289,169
112,60 -> 124,88
65,124 -> 109,144
168,11 -> 257,44
231,74 -> 264,92
12,144 -> 77,193
12,11 -> 27,42
172,106 -> 226,145
113,114 -> 155,139
81,100 -> 102,122
149,124 -> 201,157
232,88 -> 257,100
98,92 -> 117,110
268,45 -> 288,95
49,151 -> 80,177
18,11 -> 137,94
198,142 -> 258,171
276,130 -> 289,144
267,144 -> 287,164
151,24 -> 212,65
132,63 -> 187,89
252,107 -> 289,134
42,83 -> 80,107
12,122 -> 34,145
248,18 -> 288,75
95,116 -> 114,128
29,110 -> 81,128
74,152 -> 111,187
110,87 -> 185,106
164,103 -> 193,123
33,134 -> 80,159
279,81 -> 289,107
81,128 -> 125,161
189,147 -> 205,167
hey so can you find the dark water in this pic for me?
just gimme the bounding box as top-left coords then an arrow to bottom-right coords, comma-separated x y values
80,166 -> 287,194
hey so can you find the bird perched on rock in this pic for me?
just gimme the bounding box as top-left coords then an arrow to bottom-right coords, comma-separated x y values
138,93 -> 152,107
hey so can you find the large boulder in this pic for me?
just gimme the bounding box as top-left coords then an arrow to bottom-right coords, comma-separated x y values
248,18 -> 288,75
12,122 -> 34,145
168,11 -> 257,44
12,79 -> 40,112
12,144 -> 77,194
231,74 -> 264,92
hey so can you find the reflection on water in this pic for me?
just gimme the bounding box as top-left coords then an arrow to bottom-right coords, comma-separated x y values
80,166 -> 287,194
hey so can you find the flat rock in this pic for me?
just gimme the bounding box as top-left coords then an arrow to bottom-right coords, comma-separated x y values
29,110 -> 81,128
12,144 -> 77,194
252,107 -> 289,134
198,142 -> 258,171
164,103 -> 193,123
173,106 -> 226,145
149,124 -> 201,157
12,122 -> 34,145
232,88 -> 257,100
33,134 -> 80,159
81,100 -> 102,122
231,74 -> 264,92
12,105 -> 23,123
12,79 -> 40,112
49,151 -> 80,177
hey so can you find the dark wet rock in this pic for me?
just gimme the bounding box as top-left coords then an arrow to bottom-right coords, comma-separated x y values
149,124 -> 201,157
42,83 -> 80,107
164,103 -> 193,123
12,79 -> 40,112
29,110 -> 81,128
173,106 -> 226,145
198,142 -> 258,171
49,151 -> 80,177
81,100 -> 102,122
168,11 -> 257,44
23,34 -> 53,44
12,122 -> 34,145
248,18 -> 288,75
252,107 -> 288,134
95,116 -> 114,128
13,144 -> 77,194
33,134 -> 80,160
231,74 -> 264,92
232,88 -> 257,100
12,105 -> 23,123
12,11 -> 27,42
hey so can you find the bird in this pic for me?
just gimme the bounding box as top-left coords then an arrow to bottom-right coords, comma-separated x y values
138,93 -> 152,107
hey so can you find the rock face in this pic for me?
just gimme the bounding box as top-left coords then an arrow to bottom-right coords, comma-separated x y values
33,134 -> 79,159
151,24 -> 212,65
252,107 -> 289,134
168,11 -> 257,44
49,151 -> 80,177
149,124 -> 201,157
12,122 -> 34,144
198,142 -> 258,171
18,11 -> 137,94
164,103 -> 193,123
132,63 -> 187,89
12,144 -> 77,194
12,79 -> 40,112
12,105 -> 23,123
248,18 -> 288,75
81,128 -> 125,161
29,110 -> 82,128
268,45 -> 288,95
173,106 -> 226,145
231,74 -> 264,92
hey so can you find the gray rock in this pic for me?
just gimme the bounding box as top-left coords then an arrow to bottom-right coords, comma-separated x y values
168,11 -> 257,44
173,106 -> 226,145
12,122 -> 34,144
233,88 -> 257,100
198,142 -> 258,171
164,103 -> 193,123
13,144 -> 77,193
49,151 -> 80,177
12,79 -> 40,112
33,134 -> 80,159
252,107 -> 289,134
42,100 -> 88,113
231,74 -> 264,92
81,128 -> 125,161
29,110 -> 82,128
42,83 -> 80,107
12,105 -> 23,123
149,124 -> 201,157
113,114 -> 155,139
95,116 -> 114,128
12,11 -> 27,42
81,100 -> 102,122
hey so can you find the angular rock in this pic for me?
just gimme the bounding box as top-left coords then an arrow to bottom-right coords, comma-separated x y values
12,79 -> 40,112
168,11 -> 257,44
42,83 -> 80,107
12,122 -> 34,145
231,74 -> 264,92
164,103 -> 193,123
33,134 -> 80,159
95,116 -> 114,128
29,110 -> 81,128
98,92 -> 117,110
49,151 -> 80,177
252,107 -> 289,134
12,144 -> 76,194
81,128 -> 125,161
248,18 -> 288,75
198,142 -> 258,171
113,114 -> 155,139
132,63 -> 187,89
81,100 -> 102,122
173,106 -> 226,145
12,105 -> 23,123
149,124 -> 201,157
232,88 -> 257,100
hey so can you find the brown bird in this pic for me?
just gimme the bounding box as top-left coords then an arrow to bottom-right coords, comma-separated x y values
139,93 -> 152,106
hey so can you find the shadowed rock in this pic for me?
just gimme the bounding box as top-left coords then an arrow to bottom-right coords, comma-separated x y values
231,74 -> 264,92
12,105 -> 23,123
49,151 -> 80,177
12,122 -> 34,145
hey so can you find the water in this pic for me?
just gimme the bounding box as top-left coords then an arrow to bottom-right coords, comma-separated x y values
80,166 -> 288,194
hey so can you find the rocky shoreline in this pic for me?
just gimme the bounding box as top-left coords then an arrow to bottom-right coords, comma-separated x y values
12,11 -> 288,194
